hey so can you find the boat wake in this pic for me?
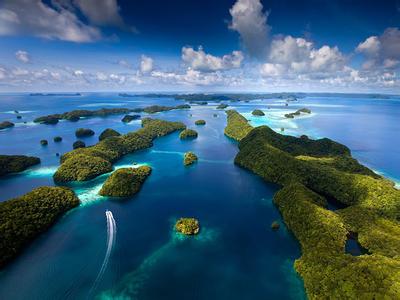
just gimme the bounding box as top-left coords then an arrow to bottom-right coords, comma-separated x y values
88,210 -> 116,297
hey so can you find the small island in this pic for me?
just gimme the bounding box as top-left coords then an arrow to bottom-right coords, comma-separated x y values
195,119 -> 206,125
122,114 -> 140,123
217,103 -> 229,109
271,221 -> 280,230
184,151 -> 198,166
75,128 -> 95,138
0,155 -> 41,177
73,140 -> 86,149
99,165 -> 152,197
284,108 -> 311,118
0,121 -> 15,130
252,109 -> 265,116
99,128 -> 121,141
53,136 -> 62,142
175,218 -> 200,235
179,129 -> 198,140
40,139 -> 48,146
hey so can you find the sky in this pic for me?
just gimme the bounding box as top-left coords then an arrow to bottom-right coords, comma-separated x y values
0,0 -> 399,93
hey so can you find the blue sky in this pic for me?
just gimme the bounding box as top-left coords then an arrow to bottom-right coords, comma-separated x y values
0,0 -> 399,93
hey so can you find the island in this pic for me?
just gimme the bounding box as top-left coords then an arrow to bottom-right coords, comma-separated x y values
0,121 -> 15,130
0,186 -> 80,268
217,103 -> 229,109
40,139 -> 48,146
175,218 -> 200,235
34,105 -> 191,125
73,141 -> 86,149
224,110 -> 253,141
179,129 -> 198,139
99,128 -> 121,141
53,136 -> 62,142
0,155 -> 41,177
225,110 -> 400,299
122,114 -> 140,123
99,165 -> 152,197
54,118 -> 186,182
195,119 -> 206,125
284,108 -> 311,118
252,109 -> 265,116
75,128 -> 95,138
184,151 -> 198,166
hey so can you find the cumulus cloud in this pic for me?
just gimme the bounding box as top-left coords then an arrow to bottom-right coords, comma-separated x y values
71,0 -> 136,32
0,0 -> 101,42
260,36 -> 346,79
229,0 -> 270,59
15,50 -> 30,63
140,55 -> 154,73
182,46 -> 243,72
356,27 -> 400,69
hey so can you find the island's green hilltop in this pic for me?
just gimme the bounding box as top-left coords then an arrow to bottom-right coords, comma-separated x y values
252,109 -> 265,116
99,128 -> 121,141
0,187 -> 80,268
284,107 -> 311,118
179,128 -> 198,139
0,121 -> 15,130
184,151 -> 198,166
0,155 -> 41,177
175,218 -> 200,235
224,110 -> 253,141
54,118 -> 185,182
226,110 -> 400,299
99,165 -> 152,197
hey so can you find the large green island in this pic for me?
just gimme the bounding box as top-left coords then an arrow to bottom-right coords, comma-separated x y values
0,187 -> 80,268
225,110 -> 400,299
54,118 -> 186,182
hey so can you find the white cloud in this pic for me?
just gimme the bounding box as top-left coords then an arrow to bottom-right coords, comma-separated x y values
182,46 -> 243,72
0,0 -> 101,42
73,0 -> 122,27
356,27 -> 400,70
118,59 -> 132,69
261,35 -> 346,79
15,50 -> 30,63
140,55 -> 154,73
229,0 -> 269,59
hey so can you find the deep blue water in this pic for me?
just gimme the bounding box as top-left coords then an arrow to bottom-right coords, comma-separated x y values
0,93 -> 398,299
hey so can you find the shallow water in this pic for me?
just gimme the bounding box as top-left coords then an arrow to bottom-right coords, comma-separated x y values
0,93 -> 399,299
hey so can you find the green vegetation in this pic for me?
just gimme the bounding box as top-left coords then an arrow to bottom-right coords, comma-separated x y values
271,221 -> 280,230
73,140 -> 86,149
179,129 -> 198,140
99,166 -> 152,197
53,136 -> 62,142
99,128 -> 121,141
195,119 -> 206,125
184,151 -> 198,166
252,109 -> 265,116
121,114 -> 140,123
40,139 -> 48,146
217,103 -> 229,109
54,118 -> 185,182
285,107 -> 312,118
0,155 -> 41,177
34,108 -> 132,124
141,104 -> 190,113
175,218 -> 200,235
0,121 -> 15,130
75,128 -> 95,138
0,187 -> 79,268
226,110 -> 400,299
224,110 -> 253,141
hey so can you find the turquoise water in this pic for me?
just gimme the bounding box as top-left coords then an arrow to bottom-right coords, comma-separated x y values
0,93 -> 399,299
